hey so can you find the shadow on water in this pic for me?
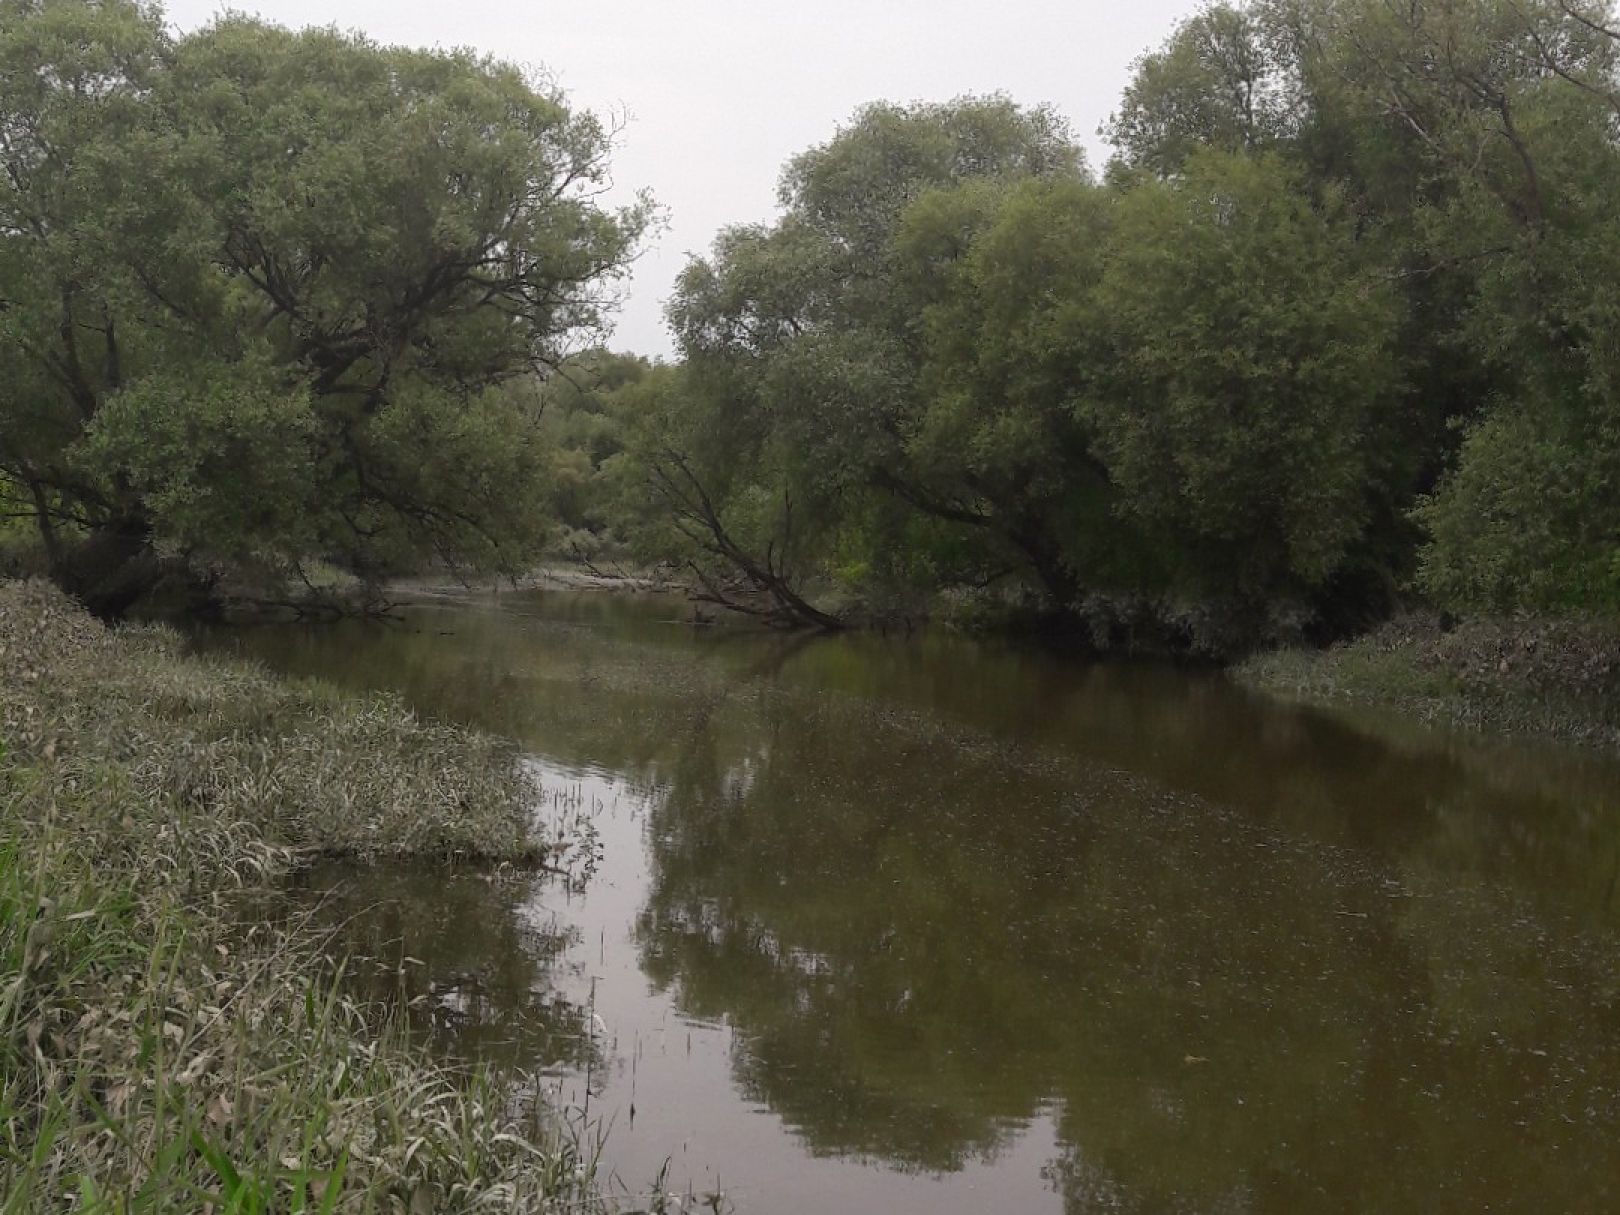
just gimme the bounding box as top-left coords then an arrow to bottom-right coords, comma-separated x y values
197,589 -> 1620,1213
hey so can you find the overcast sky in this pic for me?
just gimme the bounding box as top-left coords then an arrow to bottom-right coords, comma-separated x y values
162,0 -> 1200,358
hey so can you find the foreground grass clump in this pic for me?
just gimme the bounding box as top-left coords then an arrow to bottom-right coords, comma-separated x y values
1239,613 -> 1620,750
1,582 -> 543,863
0,579 -> 606,1211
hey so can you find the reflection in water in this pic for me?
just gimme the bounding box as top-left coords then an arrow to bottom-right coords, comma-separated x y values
200,590 -> 1620,1212
288,858 -> 597,1073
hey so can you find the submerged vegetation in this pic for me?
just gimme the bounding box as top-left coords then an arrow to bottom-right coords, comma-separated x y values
0,579 -> 615,1209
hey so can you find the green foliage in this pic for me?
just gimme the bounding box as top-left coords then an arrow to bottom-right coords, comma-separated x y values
1081,151 -> 1400,594
1417,407 -> 1620,613
654,97 -> 1097,620
84,360 -> 319,567
635,84 -> 1412,632
582,1 -> 1620,638
778,95 -> 1083,263
11,0 -> 1616,632
1322,0 -> 1620,616
1104,2 -> 1299,176
0,0 -> 648,609
894,174 -> 1128,603
536,351 -> 653,561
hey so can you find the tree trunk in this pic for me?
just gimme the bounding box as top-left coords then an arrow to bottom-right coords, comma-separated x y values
26,479 -> 65,577
1006,524 -> 1082,619
57,516 -> 165,619
652,450 -> 846,632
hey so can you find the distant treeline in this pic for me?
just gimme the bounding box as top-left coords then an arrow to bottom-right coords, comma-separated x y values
4,1 -> 1618,649
546,0 -> 1620,650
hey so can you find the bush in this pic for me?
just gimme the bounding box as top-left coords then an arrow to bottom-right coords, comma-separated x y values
1417,408 -> 1620,615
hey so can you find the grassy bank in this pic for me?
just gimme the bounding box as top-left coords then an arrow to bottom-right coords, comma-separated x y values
0,580 -> 610,1211
1238,613 -> 1620,751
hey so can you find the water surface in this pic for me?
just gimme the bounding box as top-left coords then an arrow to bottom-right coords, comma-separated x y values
201,590 -> 1620,1212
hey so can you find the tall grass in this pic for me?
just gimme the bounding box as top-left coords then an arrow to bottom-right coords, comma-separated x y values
0,580 -> 624,1211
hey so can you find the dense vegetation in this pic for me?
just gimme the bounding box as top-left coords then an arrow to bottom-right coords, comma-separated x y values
546,0 -> 1620,651
0,0 -> 649,616
0,580 -> 622,1210
4,0 -> 1618,653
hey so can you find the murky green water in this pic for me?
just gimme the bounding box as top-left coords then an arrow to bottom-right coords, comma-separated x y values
200,589 -> 1620,1212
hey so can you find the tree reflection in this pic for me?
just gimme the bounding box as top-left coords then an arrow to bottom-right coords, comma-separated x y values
635,689 -> 1620,1210
292,862 -> 600,1074
208,594 -> 1620,1209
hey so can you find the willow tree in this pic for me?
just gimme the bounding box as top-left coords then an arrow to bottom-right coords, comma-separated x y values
661,96 -> 1093,620
1105,0 -> 1620,621
0,0 -> 650,614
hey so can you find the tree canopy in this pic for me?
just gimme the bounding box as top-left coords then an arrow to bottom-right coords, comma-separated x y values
0,0 -> 649,613
547,1 -> 1620,646
8,0 -> 1619,641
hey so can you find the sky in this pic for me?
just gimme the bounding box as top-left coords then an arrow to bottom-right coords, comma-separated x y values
161,0 -> 1201,359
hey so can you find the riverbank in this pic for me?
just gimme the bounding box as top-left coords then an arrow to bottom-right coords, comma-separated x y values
1238,612 -> 1620,751
0,580 -> 608,1210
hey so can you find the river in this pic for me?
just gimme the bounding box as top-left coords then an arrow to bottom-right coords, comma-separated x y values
199,588 -> 1620,1212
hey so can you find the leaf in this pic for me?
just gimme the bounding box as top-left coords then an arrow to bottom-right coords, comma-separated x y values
178,1050 -> 215,1086
319,1148 -> 350,1215
207,1093 -> 234,1128
193,1129 -> 244,1193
